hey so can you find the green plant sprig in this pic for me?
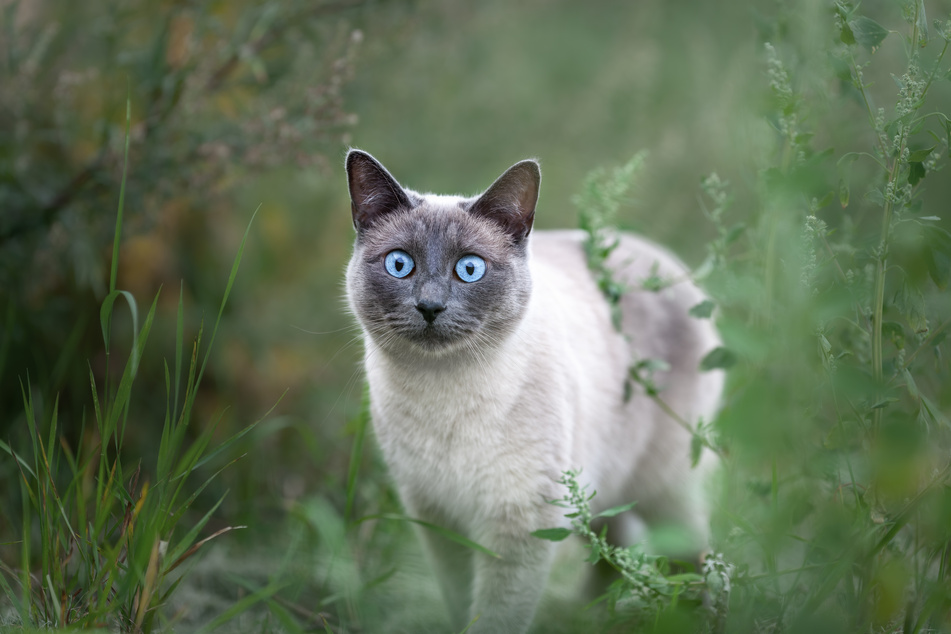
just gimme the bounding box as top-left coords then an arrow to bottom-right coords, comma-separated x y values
532,470 -> 732,628
576,156 -> 729,466
575,151 -> 648,331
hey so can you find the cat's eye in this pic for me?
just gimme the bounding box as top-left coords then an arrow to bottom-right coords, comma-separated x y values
455,255 -> 486,283
384,250 -> 415,278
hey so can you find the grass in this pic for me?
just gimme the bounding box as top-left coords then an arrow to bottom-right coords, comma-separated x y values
0,100 -> 272,632
1,1 -> 951,633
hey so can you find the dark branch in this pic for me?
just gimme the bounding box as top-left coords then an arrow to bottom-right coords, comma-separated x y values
204,0 -> 366,92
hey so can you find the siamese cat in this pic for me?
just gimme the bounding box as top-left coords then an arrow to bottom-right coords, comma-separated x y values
344,149 -> 723,634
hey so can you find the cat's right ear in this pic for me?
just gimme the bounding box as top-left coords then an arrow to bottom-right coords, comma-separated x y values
346,149 -> 412,233
468,159 -> 540,243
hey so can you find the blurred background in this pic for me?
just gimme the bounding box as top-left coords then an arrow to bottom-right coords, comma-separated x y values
0,0 -> 768,526
2,0 -> 951,631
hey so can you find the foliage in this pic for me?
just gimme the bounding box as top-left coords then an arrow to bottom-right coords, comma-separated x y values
0,0 -> 365,447
565,2 -> 951,632
0,101 -> 271,631
713,3 -> 951,632
576,151 -> 649,330
533,470 -> 732,632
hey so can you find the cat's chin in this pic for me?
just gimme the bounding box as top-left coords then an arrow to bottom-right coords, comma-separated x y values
406,332 -> 473,356
379,325 -> 480,358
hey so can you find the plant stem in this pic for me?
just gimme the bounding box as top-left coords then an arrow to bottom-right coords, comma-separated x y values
871,2 -> 925,424
871,145 -> 902,427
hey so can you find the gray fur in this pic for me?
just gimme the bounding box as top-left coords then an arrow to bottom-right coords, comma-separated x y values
344,150 -> 724,633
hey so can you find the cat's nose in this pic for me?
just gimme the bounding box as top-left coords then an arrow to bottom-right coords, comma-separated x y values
416,299 -> 446,324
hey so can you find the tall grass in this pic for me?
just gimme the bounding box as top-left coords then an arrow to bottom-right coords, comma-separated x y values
0,101 -> 268,632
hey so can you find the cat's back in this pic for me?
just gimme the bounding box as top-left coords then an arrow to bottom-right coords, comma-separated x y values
530,228 -> 718,380
529,228 -> 721,502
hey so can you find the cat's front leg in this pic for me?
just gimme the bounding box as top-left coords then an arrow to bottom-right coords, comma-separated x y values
401,495 -> 474,630
466,507 -> 560,634
413,525 -> 473,631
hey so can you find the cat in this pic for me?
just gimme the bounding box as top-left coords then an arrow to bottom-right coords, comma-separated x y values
344,149 -> 724,633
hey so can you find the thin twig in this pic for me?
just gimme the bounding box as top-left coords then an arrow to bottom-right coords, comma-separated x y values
204,0 -> 365,92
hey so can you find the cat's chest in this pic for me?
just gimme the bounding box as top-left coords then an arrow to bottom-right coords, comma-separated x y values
367,357 -> 518,457
364,351 -> 553,519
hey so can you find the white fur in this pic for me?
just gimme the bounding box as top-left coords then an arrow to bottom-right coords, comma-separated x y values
353,226 -> 723,633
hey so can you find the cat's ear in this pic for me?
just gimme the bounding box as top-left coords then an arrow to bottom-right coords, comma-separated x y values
346,149 -> 412,233
468,159 -> 540,242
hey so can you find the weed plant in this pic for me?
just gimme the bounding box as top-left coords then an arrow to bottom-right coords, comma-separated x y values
537,2 -> 951,633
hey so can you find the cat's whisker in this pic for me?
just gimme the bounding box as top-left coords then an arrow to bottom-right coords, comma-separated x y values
290,323 -> 361,336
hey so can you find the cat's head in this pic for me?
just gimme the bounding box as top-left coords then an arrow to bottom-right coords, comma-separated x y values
345,149 -> 540,358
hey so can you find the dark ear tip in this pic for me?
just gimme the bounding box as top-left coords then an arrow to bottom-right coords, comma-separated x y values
514,159 -> 541,184
346,148 -> 375,171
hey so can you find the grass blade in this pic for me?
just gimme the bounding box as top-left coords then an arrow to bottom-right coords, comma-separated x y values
109,94 -> 131,295
196,205 -> 259,387
192,578 -> 290,634
356,513 -> 502,559
345,385 -> 370,522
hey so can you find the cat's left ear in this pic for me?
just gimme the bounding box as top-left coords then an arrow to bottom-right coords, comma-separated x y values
346,149 -> 413,233
468,159 -> 540,242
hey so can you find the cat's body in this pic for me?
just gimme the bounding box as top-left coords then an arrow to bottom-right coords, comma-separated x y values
344,150 -> 723,634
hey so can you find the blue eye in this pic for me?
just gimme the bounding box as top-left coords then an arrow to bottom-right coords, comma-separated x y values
455,255 -> 486,283
384,250 -> 415,278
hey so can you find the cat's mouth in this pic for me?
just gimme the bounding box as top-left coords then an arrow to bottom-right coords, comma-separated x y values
366,306 -> 486,356
403,321 -> 470,352
376,312 -> 482,355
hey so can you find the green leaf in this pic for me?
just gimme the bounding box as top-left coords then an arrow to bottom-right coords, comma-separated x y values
837,3 -> 857,45
871,397 -> 899,410
724,223 -> 746,245
531,527 -> 573,542
915,0 -> 929,47
907,146 -> 935,162
903,367 -> 919,400
593,500 -> 638,519
700,346 -> 737,371
585,540 -> 602,564
690,433 -> 704,467
839,177 -> 850,208
688,300 -> 715,319
921,394 -> 951,429
850,16 -> 890,51
894,280 -> 929,333
866,187 -> 885,207
924,225 -> 951,289
632,358 -> 671,373
816,190 -> 835,209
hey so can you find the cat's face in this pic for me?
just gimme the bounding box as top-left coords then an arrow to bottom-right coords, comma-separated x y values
345,150 -> 540,357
